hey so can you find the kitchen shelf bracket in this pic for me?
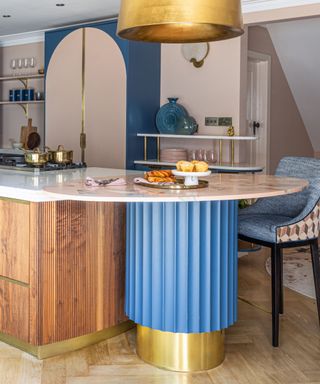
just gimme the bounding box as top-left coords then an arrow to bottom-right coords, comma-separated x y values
18,103 -> 29,118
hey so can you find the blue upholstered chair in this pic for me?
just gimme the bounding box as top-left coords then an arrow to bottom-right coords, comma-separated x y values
238,157 -> 320,347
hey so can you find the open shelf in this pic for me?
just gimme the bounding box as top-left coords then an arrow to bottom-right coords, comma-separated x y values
134,159 -> 263,173
137,133 -> 257,141
0,100 -> 45,105
0,74 -> 44,82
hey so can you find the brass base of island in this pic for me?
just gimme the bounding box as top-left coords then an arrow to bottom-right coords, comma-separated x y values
136,325 -> 225,372
0,321 -> 135,359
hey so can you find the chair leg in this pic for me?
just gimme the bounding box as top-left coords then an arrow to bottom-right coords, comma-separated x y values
310,239 -> 320,325
279,248 -> 284,315
271,244 -> 281,347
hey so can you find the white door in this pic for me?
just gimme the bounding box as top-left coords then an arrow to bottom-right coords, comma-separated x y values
247,51 -> 271,173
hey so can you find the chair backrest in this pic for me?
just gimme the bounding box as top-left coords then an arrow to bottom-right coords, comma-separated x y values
274,157 -> 320,220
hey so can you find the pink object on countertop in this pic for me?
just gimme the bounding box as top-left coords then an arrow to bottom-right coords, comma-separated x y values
85,177 -> 127,187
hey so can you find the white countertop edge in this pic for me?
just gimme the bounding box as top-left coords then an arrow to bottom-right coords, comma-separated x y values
0,186 -> 61,202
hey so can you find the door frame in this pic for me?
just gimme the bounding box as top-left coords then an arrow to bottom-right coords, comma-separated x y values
248,50 -> 271,173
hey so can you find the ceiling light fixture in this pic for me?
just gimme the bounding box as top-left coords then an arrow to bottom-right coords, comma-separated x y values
117,0 -> 244,44
2,15 -> 11,18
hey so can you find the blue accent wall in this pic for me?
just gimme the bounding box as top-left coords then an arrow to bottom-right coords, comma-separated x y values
45,19 -> 160,169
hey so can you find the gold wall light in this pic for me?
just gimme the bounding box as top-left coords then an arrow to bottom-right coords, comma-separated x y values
117,0 -> 244,43
181,43 -> 210,68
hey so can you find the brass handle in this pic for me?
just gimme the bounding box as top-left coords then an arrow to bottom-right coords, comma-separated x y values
80,133 -> 86,149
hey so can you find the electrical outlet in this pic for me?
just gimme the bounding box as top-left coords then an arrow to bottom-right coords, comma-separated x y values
205,117 -> 218,126
218,117 -> 232,126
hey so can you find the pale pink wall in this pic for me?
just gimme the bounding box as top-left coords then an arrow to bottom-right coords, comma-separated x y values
46,28 -> 126,168
244,4 -> 320,25
248,26 -> 313,173
160,37 -> 247,162
0,42 -> 44,147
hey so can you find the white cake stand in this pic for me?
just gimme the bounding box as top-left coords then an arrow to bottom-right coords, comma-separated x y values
172,170 -> 211,186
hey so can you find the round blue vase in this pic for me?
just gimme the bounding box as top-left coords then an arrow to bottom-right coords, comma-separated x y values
175,116 -> 198,135
156,98 -> 188,134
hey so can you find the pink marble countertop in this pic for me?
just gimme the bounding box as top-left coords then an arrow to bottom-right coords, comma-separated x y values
43,171 -> 308,203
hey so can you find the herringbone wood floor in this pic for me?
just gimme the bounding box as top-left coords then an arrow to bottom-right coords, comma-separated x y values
1,248 -> 320,384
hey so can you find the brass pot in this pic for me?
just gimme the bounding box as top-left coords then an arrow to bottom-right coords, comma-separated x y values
47,145 -> 73,164
24,148 -> 50,166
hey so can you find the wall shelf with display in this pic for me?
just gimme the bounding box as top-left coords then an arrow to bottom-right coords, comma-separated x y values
135,133 -> 263,173
0,74 -> 45,118
0,100 -> 45,105
0,74 -> 45,82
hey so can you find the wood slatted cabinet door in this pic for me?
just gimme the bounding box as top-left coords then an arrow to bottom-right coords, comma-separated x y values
0,199 -> 30,284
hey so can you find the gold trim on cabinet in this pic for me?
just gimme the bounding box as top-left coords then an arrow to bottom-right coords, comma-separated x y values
81,27 -> 86,163
0,275 -> 29,287
136,325 -> 225,372
0,321 -> 135,359
0,197 -> 30,205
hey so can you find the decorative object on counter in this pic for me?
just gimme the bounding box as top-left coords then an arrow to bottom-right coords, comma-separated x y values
10,57 -> 37,76
227,126 -> 235,136
35,91 -> 43,101
85,177 -> 127,187
23,147 -> 50,166
46,145 -> 73,164
117,0 -> 244,43
134,177 -> 208,190
20,118 -> 37,149
160,148 -> 188,162
12,142 -> 23,149
26,132 -> 41,150
181,43 -> 210,68
9,89 -> 14,101
174,160 -> 210,186
144,170 -> 176,183
22,88 -> 35,101
14,89 -> 23,101
156,98 -> 198,135
175,115 -> 198,135
156,98 -> 188,134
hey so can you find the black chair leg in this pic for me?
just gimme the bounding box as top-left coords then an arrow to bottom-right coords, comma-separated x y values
310,239 -> 320,325
271,244 -> 281,347
279,248 -> 284,315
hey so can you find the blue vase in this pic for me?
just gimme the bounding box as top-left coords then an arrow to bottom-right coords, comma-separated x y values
175,116 -> 198,135
156,98 -> 188,134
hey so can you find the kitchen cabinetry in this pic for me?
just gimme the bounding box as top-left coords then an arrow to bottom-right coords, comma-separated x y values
45,20 -> 160,169
0,197 -> 131,356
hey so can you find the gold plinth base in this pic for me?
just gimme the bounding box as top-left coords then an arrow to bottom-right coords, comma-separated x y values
0,321 -> 135,359
136,325 -> 225,372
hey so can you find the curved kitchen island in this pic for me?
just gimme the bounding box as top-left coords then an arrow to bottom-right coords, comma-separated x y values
0,168 -> 307,369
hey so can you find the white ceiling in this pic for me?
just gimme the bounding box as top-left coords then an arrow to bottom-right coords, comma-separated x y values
0,0 -> 319,40
267,17 -> 320,151
0,0 -> 120,38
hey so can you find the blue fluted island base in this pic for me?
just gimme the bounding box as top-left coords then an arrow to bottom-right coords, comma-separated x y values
126,201 -> 238,372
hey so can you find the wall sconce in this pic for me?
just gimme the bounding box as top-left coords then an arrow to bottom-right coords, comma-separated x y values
181,43 -> 210,68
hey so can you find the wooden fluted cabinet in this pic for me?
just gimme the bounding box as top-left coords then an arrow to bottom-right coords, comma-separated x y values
0,198 -> 130,358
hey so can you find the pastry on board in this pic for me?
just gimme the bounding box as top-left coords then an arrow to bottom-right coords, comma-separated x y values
144,170 -> 176,183
194,161 -> 209,172
176,161 -> 195,172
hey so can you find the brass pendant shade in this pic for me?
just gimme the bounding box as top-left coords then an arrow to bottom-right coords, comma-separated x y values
117,0 -> 244,43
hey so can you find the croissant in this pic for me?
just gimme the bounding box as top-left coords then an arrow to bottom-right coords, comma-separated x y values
145,170 -> 173,178
147,176 -> 176,183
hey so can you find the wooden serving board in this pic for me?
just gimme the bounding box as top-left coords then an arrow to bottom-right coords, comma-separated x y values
20,118 -> 37,149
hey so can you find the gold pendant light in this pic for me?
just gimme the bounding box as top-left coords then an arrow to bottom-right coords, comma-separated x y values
117,0 -> 244,43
